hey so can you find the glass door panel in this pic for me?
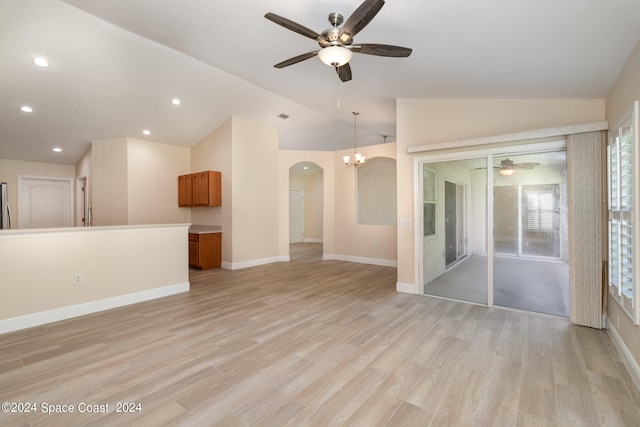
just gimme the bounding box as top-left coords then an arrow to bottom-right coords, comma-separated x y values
423,159 -> 487,305
492,152 -> 569,316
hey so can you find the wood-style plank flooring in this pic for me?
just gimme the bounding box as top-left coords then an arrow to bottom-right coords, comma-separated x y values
1,243 -> 639,426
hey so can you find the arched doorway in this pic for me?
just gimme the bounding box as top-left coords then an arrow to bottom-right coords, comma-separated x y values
289,162 -> 324,260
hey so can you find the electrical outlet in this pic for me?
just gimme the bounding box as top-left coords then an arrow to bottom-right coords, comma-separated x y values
74,274 -> 83,285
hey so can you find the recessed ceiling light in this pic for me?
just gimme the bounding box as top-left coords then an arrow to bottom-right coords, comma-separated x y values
171,98 -> 181,105
53,147 -> 62,152
32,56 -> 50,67
142,129 -> 151,135
20,106 -> 33,113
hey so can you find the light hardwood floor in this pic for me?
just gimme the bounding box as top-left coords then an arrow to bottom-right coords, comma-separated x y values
1,243 -> 639,426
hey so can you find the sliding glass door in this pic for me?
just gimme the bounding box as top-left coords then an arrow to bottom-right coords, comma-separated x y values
420,146 -> 569,317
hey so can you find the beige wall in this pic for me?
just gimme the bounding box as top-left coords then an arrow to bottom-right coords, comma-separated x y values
335,142 -> 397,265
305,171 -> 324,241
0,224 -> 189,332
91,138 -> 191,226
356,156 -> 397,226
0,158 -> 76,228
91,139 -> 128,225
231,116 -> 279,264
606,39 -> 640,129
191,116 -> 279,267
396,99 -> 605,288
126,138 -> 191,225
605,39 -> 640,369
191,119 -> 232,263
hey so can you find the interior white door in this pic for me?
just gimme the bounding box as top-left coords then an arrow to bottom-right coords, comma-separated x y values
19,176 -> 73,228
289,189 -> 304,243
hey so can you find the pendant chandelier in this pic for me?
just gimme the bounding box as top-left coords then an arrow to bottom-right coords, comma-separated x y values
343,111 -> 365,167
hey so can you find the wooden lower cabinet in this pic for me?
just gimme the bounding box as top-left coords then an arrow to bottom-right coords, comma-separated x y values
188,233 -> 221,270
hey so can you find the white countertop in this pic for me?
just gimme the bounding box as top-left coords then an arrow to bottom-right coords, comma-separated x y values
189,224 -> 222,234
0,223 -> 190,238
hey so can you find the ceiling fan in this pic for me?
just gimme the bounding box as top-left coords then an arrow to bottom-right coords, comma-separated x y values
264,0 -> 412,82
477,158 -> 541,176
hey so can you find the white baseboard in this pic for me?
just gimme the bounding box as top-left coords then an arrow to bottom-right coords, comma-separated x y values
606,320 -> 640,392
303,238 -> 323,243
333,254 -> 397,267
229,256 -> 287,270
396,282 -> 417,294
0,282 -> 190,335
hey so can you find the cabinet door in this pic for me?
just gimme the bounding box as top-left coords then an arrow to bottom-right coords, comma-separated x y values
192,172 -> 209,206
192,171 -> 222,206
178,174 -> 193,207
188,237 -> 199,267
207,171 -> 222,207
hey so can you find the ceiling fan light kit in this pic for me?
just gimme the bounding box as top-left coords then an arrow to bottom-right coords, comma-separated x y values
265,0 -> 412,82
318,46 -> 353,67
499,168 -> 516,176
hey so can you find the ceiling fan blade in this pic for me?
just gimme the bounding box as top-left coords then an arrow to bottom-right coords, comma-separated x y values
514,162 -> 540,169
336,63 -> 352,82
274,51 -> 318,68
340,0 -> 385,38
350,44 -> 412,57
265,12 -> 326,44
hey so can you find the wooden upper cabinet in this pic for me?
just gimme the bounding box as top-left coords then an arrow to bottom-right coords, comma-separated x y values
179,171 -> 221,207
178,174 -> 193,207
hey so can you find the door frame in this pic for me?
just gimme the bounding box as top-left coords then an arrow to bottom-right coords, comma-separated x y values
413,140 -> 567,307
76,176 -> 88,227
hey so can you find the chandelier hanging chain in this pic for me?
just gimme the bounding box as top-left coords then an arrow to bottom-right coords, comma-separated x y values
353,111 -> 359,153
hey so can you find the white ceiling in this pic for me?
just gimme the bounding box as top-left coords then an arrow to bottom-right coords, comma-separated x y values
1,0 -> 639,165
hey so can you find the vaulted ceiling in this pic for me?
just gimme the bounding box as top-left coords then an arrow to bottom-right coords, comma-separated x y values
2,0 -> 639,164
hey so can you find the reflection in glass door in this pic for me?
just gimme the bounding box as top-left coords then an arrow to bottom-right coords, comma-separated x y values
423,159 -> 487,305
492,152 -> 569,316
420,147 -> 569,317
